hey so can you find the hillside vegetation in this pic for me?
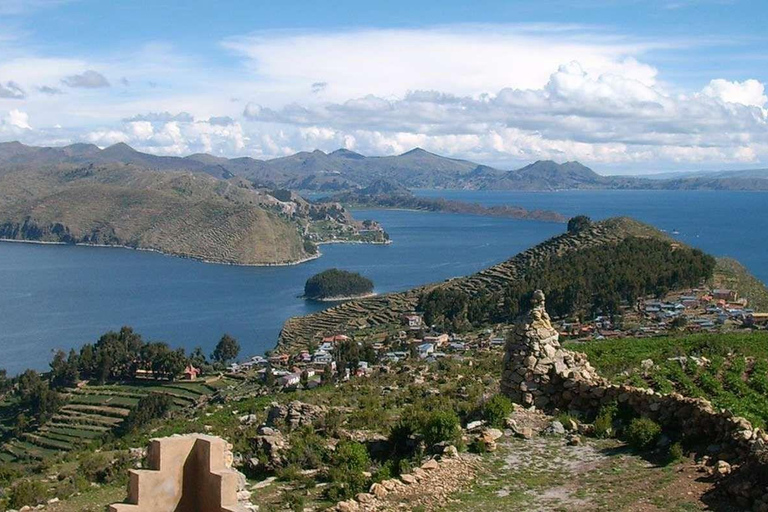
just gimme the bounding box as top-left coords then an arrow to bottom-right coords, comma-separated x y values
278,217 -> 686,349
304,269 -> 374,300
567,332 -> 768,428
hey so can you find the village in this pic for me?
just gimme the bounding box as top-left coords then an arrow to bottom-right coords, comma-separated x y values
221,285 -> 768,391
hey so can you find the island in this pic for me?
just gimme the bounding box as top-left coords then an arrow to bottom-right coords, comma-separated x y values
303,268 -> 375,301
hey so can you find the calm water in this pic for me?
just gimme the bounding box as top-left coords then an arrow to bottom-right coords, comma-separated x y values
2,190 -> 766,375
414,189 -> 768,286
0,211 -> 561,374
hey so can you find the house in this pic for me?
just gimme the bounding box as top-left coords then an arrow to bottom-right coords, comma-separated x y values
490,337 -> 506,346
319,342 -> 334,352
417,343 -> 435,358
278,373 -> 301,387
322,334 -> 350,344
448,342 -> 466,352
424,334 -> 450,346
249,355 -> 268,365
713,289 -> 737,302
268,353 -> 290,366
313,350 -> 333,364
402,313 -> 423,330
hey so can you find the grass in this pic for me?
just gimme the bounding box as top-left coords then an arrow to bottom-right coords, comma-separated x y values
567,331 -> 768,427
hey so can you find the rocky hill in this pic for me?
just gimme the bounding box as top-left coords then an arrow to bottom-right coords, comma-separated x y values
6,141 -> 768,191
0,163 -> 383,265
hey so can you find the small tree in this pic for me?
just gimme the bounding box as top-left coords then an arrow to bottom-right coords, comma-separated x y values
212,334 -> 240,364
567,215 -> 592,233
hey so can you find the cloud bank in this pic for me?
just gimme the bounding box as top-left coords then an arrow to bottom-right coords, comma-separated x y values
1,25 -> 766,172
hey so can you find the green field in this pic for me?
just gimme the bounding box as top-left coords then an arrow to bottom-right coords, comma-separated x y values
566,331 -> 768,427
0,378 -> 234,464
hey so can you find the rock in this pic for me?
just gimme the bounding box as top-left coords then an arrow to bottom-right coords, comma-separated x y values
483,428 -> 504,441
443,445 -> 459,458
400,474 -> 417,485
336,500 -> 359,511
356,493 -> 374,504
716,460 -> 732,476
382,479 -> 399,491
545,421 -> 566,435
421,459 -> 440,470
514,426 -> 534,440
249,431 -> 287,471
466,420 -> 485,431
567,434 -> 582,446
266,400 -> 326,430
239,414 -> 258,425
370,482 -> 388,498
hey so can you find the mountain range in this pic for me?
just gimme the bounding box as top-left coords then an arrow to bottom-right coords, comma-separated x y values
2,141 -> 768,191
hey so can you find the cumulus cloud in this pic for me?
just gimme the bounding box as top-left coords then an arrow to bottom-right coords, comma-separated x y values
701,79 -> 767,108
61,70 -> 110,88
1,109 -> 31,130
240,61 -> 768,166
0,81 -> 25,99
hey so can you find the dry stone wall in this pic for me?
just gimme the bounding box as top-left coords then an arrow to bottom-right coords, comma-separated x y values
501,291 -> 768,510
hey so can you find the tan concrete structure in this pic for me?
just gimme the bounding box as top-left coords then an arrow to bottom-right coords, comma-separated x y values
110,434 -> 250,512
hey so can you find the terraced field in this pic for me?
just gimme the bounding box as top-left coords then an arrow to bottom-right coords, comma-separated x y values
0,378 -> 234,463
277,217 -> 665,350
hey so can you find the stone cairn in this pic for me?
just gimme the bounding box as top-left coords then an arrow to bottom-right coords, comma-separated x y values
501,290 -> 601,410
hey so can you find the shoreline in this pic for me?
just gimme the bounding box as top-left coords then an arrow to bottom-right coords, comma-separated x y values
304,292 -> 378,302
0,238 -> 325,267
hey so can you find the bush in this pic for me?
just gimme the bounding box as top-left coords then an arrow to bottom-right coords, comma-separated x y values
388,419 -> 417,456
325,441 -> 371,501
482,394 -> 513,428
78,451 -> 133,484
8,479 -> 47,509
420,409 -> 462,448
625,417 -> 662,451
667,442 -> 684,464
595,406 -> 616,439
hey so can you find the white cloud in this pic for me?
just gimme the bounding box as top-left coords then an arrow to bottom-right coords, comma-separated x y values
61,70 -> 110,89
1,109 -> 32,130
701,79 -> 767,108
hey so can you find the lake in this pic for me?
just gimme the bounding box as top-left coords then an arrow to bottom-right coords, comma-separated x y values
1,189 -> 766,375
0,211 -> 561,374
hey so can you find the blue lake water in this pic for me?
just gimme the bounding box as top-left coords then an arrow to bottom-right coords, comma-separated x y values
1,189 -> 766,375
414,189 -> 768,287
0,211 -> 561,374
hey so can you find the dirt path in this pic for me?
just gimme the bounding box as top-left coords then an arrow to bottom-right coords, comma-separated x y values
445,411 -> 743,512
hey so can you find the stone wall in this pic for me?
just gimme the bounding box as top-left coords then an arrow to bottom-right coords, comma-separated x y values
501,291 -> 768,510
109,434 -> 253,512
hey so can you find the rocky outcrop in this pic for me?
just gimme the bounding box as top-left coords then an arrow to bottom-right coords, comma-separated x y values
265,400 -> 327,430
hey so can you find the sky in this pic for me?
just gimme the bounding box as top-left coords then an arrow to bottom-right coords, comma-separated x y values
0,0 -> 767,174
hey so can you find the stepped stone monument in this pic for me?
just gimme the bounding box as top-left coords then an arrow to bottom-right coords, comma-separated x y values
501,290 -> 601,409
109,434 -> 253,512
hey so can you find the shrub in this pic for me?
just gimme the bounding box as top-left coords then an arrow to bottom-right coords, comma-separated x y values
324,441 -> 371,501
482,394 -> 513,428
78,451 -> 133,484
285,428 -> 327,469
667,442 -> 684,464
593,403 -> 617,439
388,419 -> 417,456
420,410 -> 462,448
625,417 -> 662,451
282,491 -> 305,512
8,479 -> 47,509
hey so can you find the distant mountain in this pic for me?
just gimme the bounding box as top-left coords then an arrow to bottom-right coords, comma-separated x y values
2,141 -> 768,192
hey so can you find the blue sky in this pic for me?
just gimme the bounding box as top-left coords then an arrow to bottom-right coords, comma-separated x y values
0,0 -> 767,173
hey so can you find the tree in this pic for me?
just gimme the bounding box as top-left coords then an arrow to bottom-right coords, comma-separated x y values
212,334 -> 240,364
567,215 -> 592,233
0,368 -> 9,394
190,346 -> 207,368
119,393 -> 174,435
263,365 -> 276,387
50,350 -> 79,389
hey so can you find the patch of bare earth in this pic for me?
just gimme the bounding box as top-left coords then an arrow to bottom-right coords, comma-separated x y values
445,409 -> 742,511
